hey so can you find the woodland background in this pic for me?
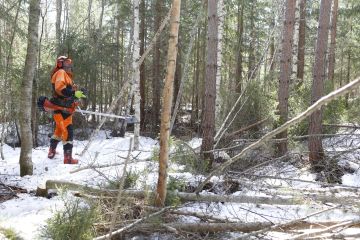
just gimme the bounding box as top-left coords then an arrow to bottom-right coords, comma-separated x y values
1,0 -> 360,239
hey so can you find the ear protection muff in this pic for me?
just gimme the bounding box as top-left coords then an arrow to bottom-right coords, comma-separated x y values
56,56 -> 72,69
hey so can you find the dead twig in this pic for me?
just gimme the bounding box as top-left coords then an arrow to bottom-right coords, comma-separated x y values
94,206 -> 172,240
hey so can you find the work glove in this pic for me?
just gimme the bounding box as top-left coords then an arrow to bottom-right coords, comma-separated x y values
80,88 -> 88,96
74,90 -> 86,99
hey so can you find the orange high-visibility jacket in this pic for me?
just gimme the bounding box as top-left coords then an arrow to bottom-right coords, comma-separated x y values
51,69 -> 74,98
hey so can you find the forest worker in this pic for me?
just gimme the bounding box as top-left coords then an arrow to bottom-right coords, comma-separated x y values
47,56 -> 86,164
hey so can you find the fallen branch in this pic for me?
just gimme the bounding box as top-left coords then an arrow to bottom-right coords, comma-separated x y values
70,158 -> 149,174
323,123 -> 360,129
45,180 -> 357,205
289,219 -> 360,240
196,76 -> 360,194
129,220 -> 359,234
229,172 -> 360,191
235,205 -> 341,240
133,222 -> 272,233
231,133 -> 360,144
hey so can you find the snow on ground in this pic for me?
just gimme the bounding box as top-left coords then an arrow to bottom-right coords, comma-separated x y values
0,132 -> 158,239
1,130 -> 360,239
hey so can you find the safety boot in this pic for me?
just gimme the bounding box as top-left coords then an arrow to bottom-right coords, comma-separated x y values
64,149 -> 78,164
48,148 -> 56,159
48,138 -> 60,159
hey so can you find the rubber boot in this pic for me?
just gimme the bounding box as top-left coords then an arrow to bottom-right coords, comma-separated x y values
48,139 -> 59,159
64,149 -> 78,164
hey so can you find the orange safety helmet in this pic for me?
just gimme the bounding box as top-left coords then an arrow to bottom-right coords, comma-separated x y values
52,56 -> 73,77
56,56 -> 73,70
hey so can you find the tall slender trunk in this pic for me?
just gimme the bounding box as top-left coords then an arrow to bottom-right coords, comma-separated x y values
215,0 -> 224,128
132,0 -> 141,149
339,46 -> 344,87
191,28 -> 201,127
296,0 -> 306,84
173,40 -> 181,113
201,0 -> 218,168
32,5 -> 46,147
55,0 -> 62,55
139,0 -> 146,131
152,0 -> 163,134
156,0 -> 181,207
99,0 -> 105,114
19,0 -> 40,176
276,0 -> 297,157
308,0 -> 332,169
328,0 -> 338,87
345,49 -> 351,107
235,0 -> 244,94
247,0 -> 256,81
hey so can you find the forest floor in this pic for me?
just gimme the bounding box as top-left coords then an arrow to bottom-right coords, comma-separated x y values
0,129 -> 360,239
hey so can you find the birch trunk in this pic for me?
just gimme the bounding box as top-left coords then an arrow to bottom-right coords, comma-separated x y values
132,0 -> 141,150
308,0 -> 332,168
156,0 -> 181,207
215,0 -> 224,129
139,0 -> 146,131
19,0 -> 40,176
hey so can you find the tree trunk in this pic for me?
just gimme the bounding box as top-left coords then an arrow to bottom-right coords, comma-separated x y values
235,0 -> 244,94
345,48 -> 351,107
308,0 -> 332,169
201,0 -> 218,168
276,0 -> 296,157
247,1 -> 256,81
215,0 -> 224,128
132,0 -> 141,150
151,0 -> 163,134
139,0 -> 146,131
19,0 -> 40,176
328,0 -> 338,88
156,0 -> 181,207
191,28 -> 201,128
32,4 -> 46,148
173,41 -> 182,115
296,0 -> 306,84
55,0 -> 62,55
170,6 -> 203,134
